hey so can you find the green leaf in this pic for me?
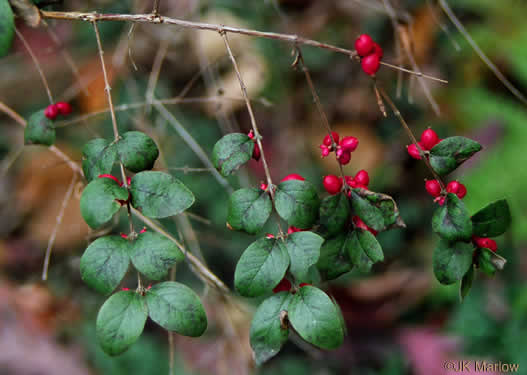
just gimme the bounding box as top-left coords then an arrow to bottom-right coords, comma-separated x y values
250,292 -> 292,366
351,229 -> 384,263
130,171 -> 194,219
227,188 -> 272,234
80,178 -> 129,229
234,237 -> 290,297
471,200 -> 511,237
357,190 -> 406,230
275,180 -> 320,229
433,239 -> 474,285
319,194 -> 350,235
284,231 -> 324,283
316,234 -> 353,280
80,236 -> 130,295
350,191 -> 384,232
432,193 -> 473,241
212,133 -> 254,176
288,286 -> 344,350
96,291 -> 148,356
24,110 -> 56,146
146,282 -> 207,337
82,138 -> 117,182
477,248 -> 507,275
0,0 -> 14,57
117,131 -> 159,173
460,265 -> 475,301
130,232 -> 184,280
429,136 -> 482,175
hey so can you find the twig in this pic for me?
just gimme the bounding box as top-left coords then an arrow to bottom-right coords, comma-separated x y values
42,173 -> 77,280
145,38 -> 169,112
379,61 -> 448,84
15,28 -> 54,104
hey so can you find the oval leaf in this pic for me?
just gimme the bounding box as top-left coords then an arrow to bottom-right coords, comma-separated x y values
471,200 -> 511,237
432,193 -> 473,242
130,231 -> 184,280
212,133 -> 254,176
96,291 -> 148,356
24,110 -> 56,146
460,265 -> 475,301
352,229 -> 384,263
285,231 -> 324,282
227,188 -> 272,234
117,131 -> 159,173
433,239 -> 474,285
130,171 -> 194,219
316,234 -> 353,280
275,180 -> 320,229
429,136 -> 482,175
350,191 -> 384,232
358,189 -> 406,230
0,0 -> 14,57
250,292 -> 292,366
234,237 -> 290,297
319,194 -> 350,235
82,138 -> 117,182
288,286 -> 344,350
146,281 -> 207,337
80,178 -> 129,229
80,236 -> 130,295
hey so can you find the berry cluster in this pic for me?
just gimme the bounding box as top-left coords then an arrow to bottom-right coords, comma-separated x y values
248,130 -> 261,161
322,169 -> 370,196
355,34 -> 383,76
425,179 -> 467,205
319,131 -> 359,165
44,101 -> 73,120
407,128 -> 442,160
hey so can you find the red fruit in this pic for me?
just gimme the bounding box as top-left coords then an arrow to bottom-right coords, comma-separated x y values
456,183 -> 467,199
435,196 -> 446,206
354,170 -> 370,187
337,150 -> 351,165
248,130 -> 255,139
352,216 -> 378,236
55,101 -> 72,115
281,174 -> 305,182
98,174 -> 121,185
420,129 -> 440,150
323,175 -> 343,195
372,42 -> 383,59
361,54 -> 380,76
446,181 -> 461,195
473,236 -> 498,252
340,136 -> 359,152
139,227 -> 147,234
344,176 -> 354,186
355,34 -> 374,57
323,131 -> 340,146
44,104 -> 59,120
299,283 -> 311,288
273,278 -> 292,293
320,144 -> 330,157
266,233 -> 275,239
252,143 -> 261,161
120,233 -> 128,239
260,182 -> 268,191
407,143 -> 422,160
287,226 -> 302,234
425,180 -> 442,198
121,287 -> 130,291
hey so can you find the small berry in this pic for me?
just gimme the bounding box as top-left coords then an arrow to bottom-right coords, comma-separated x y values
473,236 -> 498,252
323,175 -> 343,195
435,196 -> 446,206
457,183 -> 467,199
337,150 -> 351,165
260,182 -> 268,191
299,283 -> 311,288
121,287 -> 130,291
139,227 -> 147,234
372,42 -> 383,59
252,143 -> 261,161
323,132 -> 340,147
345,176 -> 355,186
354,170 -> 370,187
125,176 -> 131,186
407,143 -> 422,160
44,104 -> 59,120
120,233 -> 128,239
55,101 -> 72,115
352,216 -> 378,236
361,54 -> 381,76
266,233 -> 275,239
281,174 -> 305,182
248,130 -> 255,139
320,144 -> 330,157
273,278 -> 292,293
446,181 -> 461,195
98,174 -> 121,185
340,136 -> 359,152
420,129 -> 440,150
355,34 -> 375,57
425,180 -> 442,198
287,226 -> 302,234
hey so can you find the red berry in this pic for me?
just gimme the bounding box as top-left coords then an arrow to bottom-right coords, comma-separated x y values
355,34 -> 374,57
126,176 -> 131,186
248,130 -> 255,139
320,144 -> 330,157
44,104 -> 59,120
139,227 -> 147,234
252,143 -> 261,161
98,174 -> 121,185
337,150 -> 351,165
299,283 -> 311,288
340,136 -> 359,152
287,226 -> 302,234
281,174 -> 305,182
120,233 -> 128,239
407,143 -> 422,160
456,183 -> 467,199
266,233 -> 275,239
435,196 -> 446,206
352,216 -> 378,236
361,54 -> 380,76
323,132 -> 340,146
260,182 -> 268,191
354,170 -> 370,187
323,175 -> 343,195
420,129 -> 440,150
425,180 -> 442,198
55,101 -> 72,115
121,287 -> 130,291
473,236 -> 498,252
372,42 -> 383,59
345,176 -> 354,186
273,278 -> 292,293
446,181 -> 461,195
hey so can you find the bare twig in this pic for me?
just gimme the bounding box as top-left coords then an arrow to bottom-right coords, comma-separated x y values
42,173 -> 77,280
146,38 -> 169,112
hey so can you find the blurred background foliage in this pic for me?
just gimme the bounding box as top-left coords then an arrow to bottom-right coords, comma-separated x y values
1,0 -> 526,374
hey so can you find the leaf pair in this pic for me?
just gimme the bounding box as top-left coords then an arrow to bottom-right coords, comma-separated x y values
212,133 -> 255,176
80,232 -> 184,294
250,286 -> 344,365
429,136 -> 482,176
96,282 -> 207,356
234,232 -> 324,297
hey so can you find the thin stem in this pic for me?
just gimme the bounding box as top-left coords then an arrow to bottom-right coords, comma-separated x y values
152,0 -> 161,15
15,28 -> 54,104
42,173 -> 77,280
379,61 -> 448,84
